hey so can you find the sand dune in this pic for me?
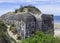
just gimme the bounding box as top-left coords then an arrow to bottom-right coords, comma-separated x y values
54,23 -> 60,37
54,23 -> 60,29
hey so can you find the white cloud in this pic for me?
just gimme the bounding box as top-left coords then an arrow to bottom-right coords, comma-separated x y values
0,9 -> 14,16
0,0 -> 33,3
0,0 -> 60,16
33,0 -> 50,1
36,5 -> 60,16
0,0 -> 59,4
0,0 -> 16,3
0,0 -> 51,3
55,0 -> 60,2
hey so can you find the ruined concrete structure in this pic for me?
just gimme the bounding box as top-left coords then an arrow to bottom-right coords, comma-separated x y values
1,12 -> 54,39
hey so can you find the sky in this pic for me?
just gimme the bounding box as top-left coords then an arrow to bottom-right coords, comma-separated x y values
0,0 -> 60,16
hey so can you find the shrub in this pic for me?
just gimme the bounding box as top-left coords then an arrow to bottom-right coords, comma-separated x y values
0,21 -> 11,43
21,31 -> 60,43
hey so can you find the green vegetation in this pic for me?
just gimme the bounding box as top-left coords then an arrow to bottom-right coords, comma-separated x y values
0,20 -> 11,43
15,5 -> 41,14
0,21 -> 7,30
21,31 -> 60,43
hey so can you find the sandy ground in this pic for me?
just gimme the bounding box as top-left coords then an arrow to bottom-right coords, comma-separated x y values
7,25 -> 19,42
54,23 -> 60,37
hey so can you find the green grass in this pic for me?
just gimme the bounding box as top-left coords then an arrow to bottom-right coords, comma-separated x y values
0,20 -> 11,43
21,31 -> 60,43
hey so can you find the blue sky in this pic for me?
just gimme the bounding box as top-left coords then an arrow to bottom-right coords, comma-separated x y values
0,0 -> 60,16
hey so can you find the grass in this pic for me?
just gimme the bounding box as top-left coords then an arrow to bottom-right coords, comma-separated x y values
21,31 -> 60,43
